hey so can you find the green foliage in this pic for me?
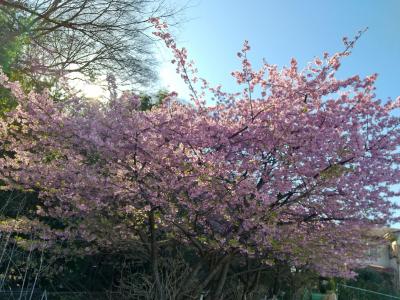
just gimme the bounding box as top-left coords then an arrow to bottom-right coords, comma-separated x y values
0,10 -> 30,74
0,9 -> 65,115
0,93 -> 16,117
0,10 -> 30,115
139,90 -> 168,111
338,268 -> 400,299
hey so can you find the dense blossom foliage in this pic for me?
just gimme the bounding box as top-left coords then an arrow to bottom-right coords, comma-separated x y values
0,20 -> 399,279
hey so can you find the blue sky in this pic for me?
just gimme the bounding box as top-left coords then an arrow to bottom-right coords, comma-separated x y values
158,0 -> 400,102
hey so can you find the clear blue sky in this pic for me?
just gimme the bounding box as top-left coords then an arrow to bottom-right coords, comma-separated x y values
159,0 -> 399,102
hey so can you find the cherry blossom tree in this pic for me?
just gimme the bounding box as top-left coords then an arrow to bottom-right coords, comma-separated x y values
0,19 -> 399,299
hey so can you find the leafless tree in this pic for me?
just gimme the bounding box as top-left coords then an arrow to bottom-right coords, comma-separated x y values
0,0 -> 182,85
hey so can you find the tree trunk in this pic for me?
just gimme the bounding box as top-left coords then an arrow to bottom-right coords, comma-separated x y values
148,209 -> 164,300
197,254 -> 231,295
213,256 -> 231,299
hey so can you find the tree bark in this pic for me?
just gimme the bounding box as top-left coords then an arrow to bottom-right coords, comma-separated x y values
196,254 -> 231,295
148,209 -> 164,300
214,256 -> 232,300
176,259 -> 203,300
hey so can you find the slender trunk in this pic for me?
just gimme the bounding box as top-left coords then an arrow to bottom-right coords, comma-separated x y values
247,270 -> 261,296
197,254 -> 231,295
20,241 -> 34,300
149,209 -> 164,300
29,244 -> 45,300
176,259 -> 203,300
268,265 -> 280,299
241,257 -> 250,300
214,256 -> 231,300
